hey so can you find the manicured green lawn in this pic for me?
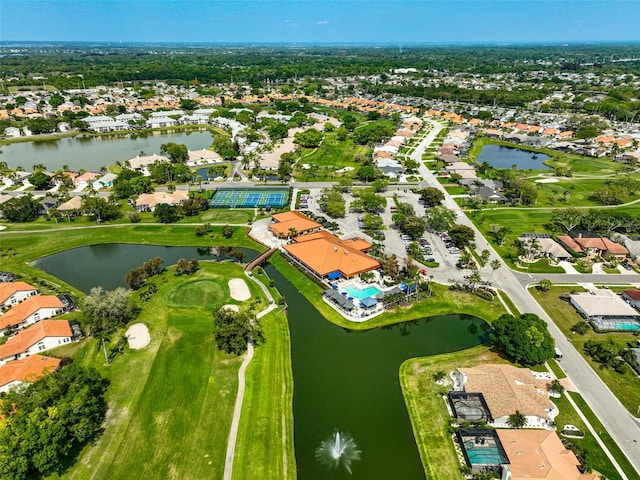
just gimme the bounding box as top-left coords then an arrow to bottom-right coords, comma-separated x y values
294,132 -> 370,180
233,311 -> 296,480
530,286 -> 640,414
54,262 -> 268,480
269,252 -> 508,330
200,209 -> 254,224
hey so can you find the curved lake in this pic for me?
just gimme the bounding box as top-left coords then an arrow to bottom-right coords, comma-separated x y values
36,245 -> 490,479
1,130 -> 214,172
477,144 -> 550,170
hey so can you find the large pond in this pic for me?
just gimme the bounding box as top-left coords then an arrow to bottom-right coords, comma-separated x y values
477,144 -> 550,170
35,243 -> 257,292
1,130 -> 214,173
36,245 -> 490,479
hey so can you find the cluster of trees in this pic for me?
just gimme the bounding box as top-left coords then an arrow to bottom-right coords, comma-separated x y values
112,168 -> 153,198
293,128 -> 324,148
448,225 -> 476,248
424,205 -> 457,232
491,313 -> 555,365
392,202 -> 426,240
212,306 -> 263,355
418,187 -> 445,207
82,197 -> 122,223
351,122 -> 395,146
590,177 -> 640,205
318,187 -> 346,218
125,257 -> 164,290
83,286 -> 139,336
583,339 -> 635,374
0,365 -> 109,480
175,258 -> 200,275
0,194 -> 41,222
211,245 -> 247,262
349,187 -> 387,213
550,207 -> 638,235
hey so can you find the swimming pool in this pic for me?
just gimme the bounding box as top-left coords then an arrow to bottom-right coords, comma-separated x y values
342,285 -> 382,300
463,441 -> 507,465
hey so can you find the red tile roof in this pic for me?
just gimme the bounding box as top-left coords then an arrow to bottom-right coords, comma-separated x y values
0,355 -> 61,389
0,282 -> 38,304
0,295 -> 64,330
284,234 -> 380,278
0,320 -> 72,360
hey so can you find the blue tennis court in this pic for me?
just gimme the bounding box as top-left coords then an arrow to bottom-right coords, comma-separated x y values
209,188 -> 290,208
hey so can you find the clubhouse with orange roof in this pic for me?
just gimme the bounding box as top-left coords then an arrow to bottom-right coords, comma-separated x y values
276,214 -> 380,280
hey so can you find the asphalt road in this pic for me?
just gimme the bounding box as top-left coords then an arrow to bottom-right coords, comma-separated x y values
412,119 -> 640,476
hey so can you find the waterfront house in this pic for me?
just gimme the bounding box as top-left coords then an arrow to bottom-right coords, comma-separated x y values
497,430 -> 599,480
453,364 -> 558,429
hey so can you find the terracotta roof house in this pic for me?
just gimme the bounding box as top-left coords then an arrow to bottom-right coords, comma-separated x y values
0,282 -> 38,309
453,364 -> 557,428
497,430 -> 600,480
283,231 -> 380,280
570,289 -> 640,331
0,320 -> 73,365
557,131 -> 574,138
557,234 -> 628,259
135,191 -> 189,212
269,211 -> 322,238
0,355 -> 61,393
73,171 -> 100,185
622,289 -> 640,310
0,295 -> 65,333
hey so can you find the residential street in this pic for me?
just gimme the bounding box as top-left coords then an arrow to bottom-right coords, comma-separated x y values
412,119 -> 640,476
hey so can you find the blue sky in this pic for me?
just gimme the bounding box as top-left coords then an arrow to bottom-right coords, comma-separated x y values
2,0 -> 640,44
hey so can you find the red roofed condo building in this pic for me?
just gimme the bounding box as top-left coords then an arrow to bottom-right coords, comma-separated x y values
0,295 -> 65,333
0,355 -> 61,393
0,320 -> 73,365
0,281 -> 39,309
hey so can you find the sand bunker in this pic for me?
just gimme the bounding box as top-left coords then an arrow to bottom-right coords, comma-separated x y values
223,304 -> 240,312
126,323 -> 150,350
228,278 -> 251,301
534,178 -> 560,183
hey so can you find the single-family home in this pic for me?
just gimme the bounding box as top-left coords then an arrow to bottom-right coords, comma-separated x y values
92,173 -> 117,190
0,295 -> 65,333
0,355 -> 61,393
517,234 -> 571,262
145,116 -> 177,129
0,320 -> 73,365
570,289 -> 640,331
38,196 -> 58,214
557,234 -> 629,259
56,196 -> 83,217
0,281 -> 39,309
622,289 -> 640,310
4,127 -> 21,137
473,186 -> 509,204
497,430 -> 600,480
452,364 -> 558,429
